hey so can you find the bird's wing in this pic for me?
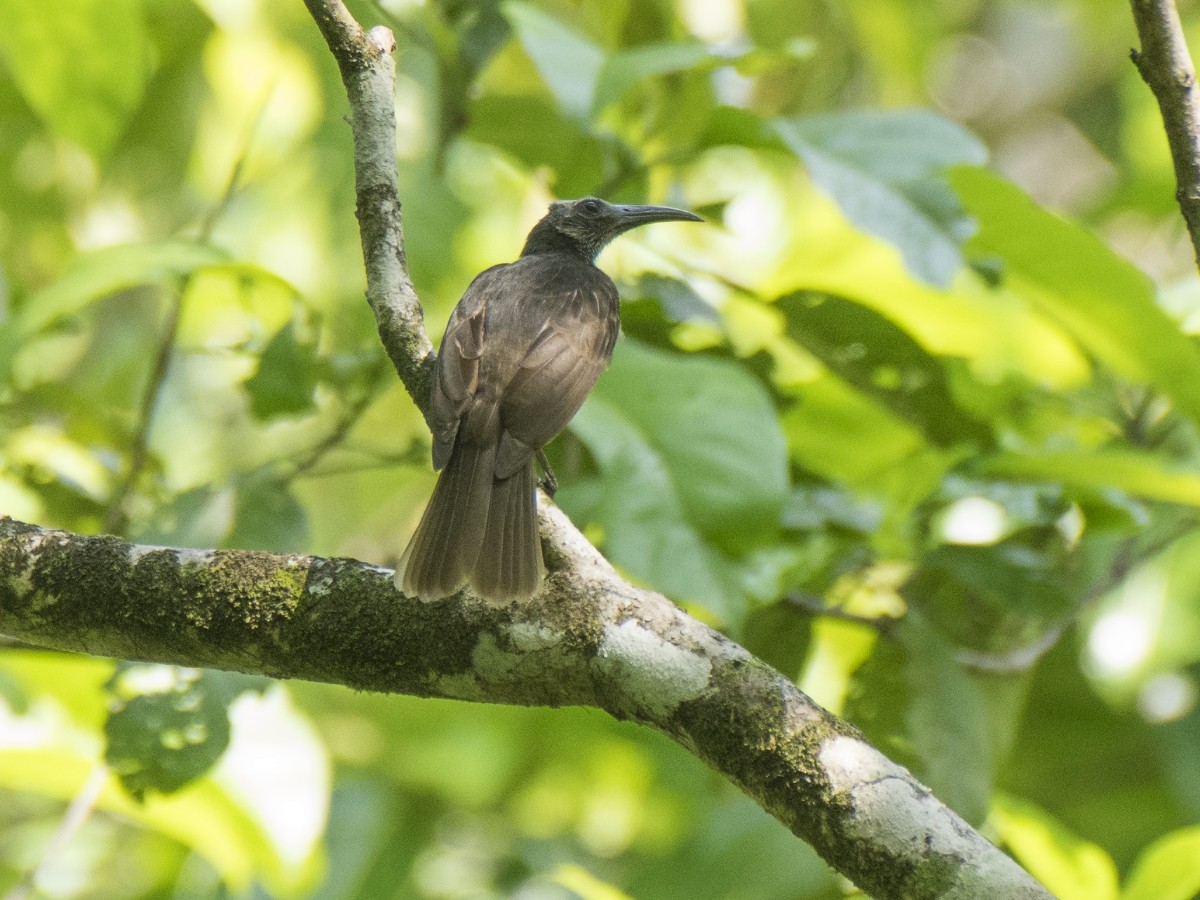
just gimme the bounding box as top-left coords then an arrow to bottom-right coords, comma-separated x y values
494,282 -> 619,478
430,268 -> 496,470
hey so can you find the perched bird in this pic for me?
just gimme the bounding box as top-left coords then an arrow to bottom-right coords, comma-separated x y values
398,197 -> 701,601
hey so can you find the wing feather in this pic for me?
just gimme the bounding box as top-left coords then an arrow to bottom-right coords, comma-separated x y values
430,259 -> 618,477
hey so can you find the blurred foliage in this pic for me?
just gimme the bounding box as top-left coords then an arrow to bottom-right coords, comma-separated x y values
1,0 -> 1200,897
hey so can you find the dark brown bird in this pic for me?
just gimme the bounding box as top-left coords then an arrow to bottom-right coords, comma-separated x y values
397,197 -> 701,601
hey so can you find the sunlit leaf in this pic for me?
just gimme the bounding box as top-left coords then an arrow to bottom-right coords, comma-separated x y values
955,168 -> 1200,430
1121,824 -> 1200,900
0,240 -> 226,375
798,616 -> 878,714
554,863 -> 634,900
5,424 -> 112,500
502,2 -> 605,121
0,749 -> 270,891
993,794 -> 1120,900
777,292 -> 992,447
780,371 -> 927,486
982,450 -> 1200,507
774,110 -> 987,286
0,0 -> 150,159
0,653 -> 300,891
593,42 -> 713,114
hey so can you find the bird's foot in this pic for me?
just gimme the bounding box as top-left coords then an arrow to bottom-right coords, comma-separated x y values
535,449 -> 558,498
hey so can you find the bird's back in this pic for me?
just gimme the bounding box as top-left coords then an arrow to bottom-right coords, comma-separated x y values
431,252 -> 619,473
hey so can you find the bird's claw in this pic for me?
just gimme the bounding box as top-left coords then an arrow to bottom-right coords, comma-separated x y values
536,450 -> 558,498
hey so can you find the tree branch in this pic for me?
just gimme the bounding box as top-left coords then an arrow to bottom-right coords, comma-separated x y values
302,0 -> 436,415
103,117 -> 257,536
0,514 -> 1048,899
1130,0 -> 1200,268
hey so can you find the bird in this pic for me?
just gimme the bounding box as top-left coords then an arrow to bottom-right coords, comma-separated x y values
397,196 -> 702,602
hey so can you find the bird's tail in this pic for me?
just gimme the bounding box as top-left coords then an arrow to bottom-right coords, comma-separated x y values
397,442 -> 543,601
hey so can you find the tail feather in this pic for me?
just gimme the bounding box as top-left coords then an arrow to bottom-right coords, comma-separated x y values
471,459 -> 543,600
398,441 -> 495,600
398,444 -> 543,601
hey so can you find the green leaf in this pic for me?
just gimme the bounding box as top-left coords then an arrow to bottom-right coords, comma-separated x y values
502,2 -> 605,121
228,472 -> 310,553
993,794 -> 1120,900
847,614 -> 992,824
774,110 -> 987,286
898,614 -> 992,824
777,292 -> 992,447
1121,826 -> 1200,900
564,341 -> 788,622
592,42 -> 713,114
0,748 -> 274,891
780,371 -> 927,486
954,168 -> 1200,430
907,536 -> 1076,654
104,664 -> 267,801
245,320 -> 320,420
565,394 -> 738,621
589,339 -> 789,545
1118,830 -> 1200,900
129,486 -> 236,549
741,601 -> 813,681
0,240 -> 227,375
553,864 -> 635,900
0,669 -> 28,715
618,274 -> 722,348
0,0 -> 150,159
982,450 -> 1200,507
782,484 -> 882,533
465,95 -> 604,195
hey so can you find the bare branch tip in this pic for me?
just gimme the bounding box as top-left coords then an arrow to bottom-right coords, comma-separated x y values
367,25 -> 396,55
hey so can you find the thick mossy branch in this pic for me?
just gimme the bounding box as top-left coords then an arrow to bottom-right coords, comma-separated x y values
0,514 -> 1049,899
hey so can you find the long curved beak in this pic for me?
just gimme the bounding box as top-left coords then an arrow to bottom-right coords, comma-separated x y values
613,204 -> 704,226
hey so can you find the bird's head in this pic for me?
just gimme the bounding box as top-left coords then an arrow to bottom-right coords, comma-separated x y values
521,197 -> 702,261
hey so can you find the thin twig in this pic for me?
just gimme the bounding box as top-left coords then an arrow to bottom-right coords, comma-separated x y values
283,358 -> 393,482
1130,0 -> 1200,269
3,765 -> 108,900
102,99 -> 268,536
285,446 -> 425,479
101,288 -> 185,536
785,592 -> 899,637
957,516 -> 1198,674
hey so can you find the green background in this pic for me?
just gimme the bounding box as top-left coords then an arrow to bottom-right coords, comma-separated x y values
1,0 -> 1199,897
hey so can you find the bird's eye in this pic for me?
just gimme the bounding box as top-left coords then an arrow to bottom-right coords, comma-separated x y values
579,198 -> 602,215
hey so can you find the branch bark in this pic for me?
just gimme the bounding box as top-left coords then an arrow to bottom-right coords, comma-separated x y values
1130,0 -> 1200,268
0,514 -> 1048,899
0,1 -> 1053,897
302,0 -> 436,414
